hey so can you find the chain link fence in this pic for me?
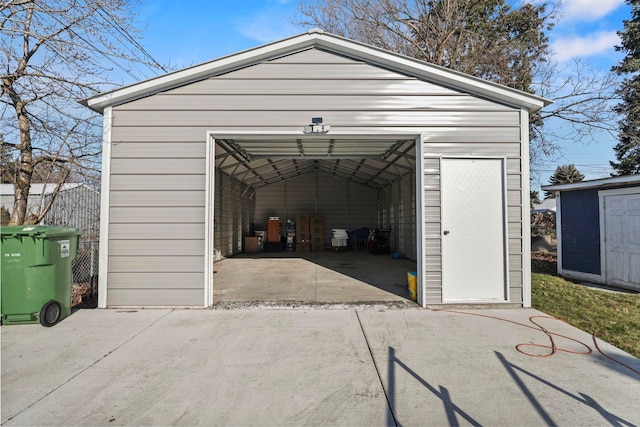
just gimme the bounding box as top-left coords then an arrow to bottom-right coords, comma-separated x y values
41,184 -> 100,307
72,238 -> 99,307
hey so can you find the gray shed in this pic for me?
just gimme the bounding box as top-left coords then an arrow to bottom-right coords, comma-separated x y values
543,175 -> 640,292
82,29 -> 549,308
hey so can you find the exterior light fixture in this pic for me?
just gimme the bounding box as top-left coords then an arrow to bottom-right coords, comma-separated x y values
303,117 -> 330,134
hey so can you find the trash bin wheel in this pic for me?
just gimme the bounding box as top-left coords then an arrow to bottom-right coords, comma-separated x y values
40,301 -> 61,327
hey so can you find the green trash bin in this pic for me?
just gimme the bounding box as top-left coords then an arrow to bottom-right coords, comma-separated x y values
1,225 -> 83,326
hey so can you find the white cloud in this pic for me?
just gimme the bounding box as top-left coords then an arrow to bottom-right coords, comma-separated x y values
552,31 -> 620,61
560,0 -> 624,21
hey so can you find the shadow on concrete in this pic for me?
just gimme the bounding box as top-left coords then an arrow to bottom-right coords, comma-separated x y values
305,252 -> 416,300
218,251 -> 416,303
387,346 -> 480,427
590,350 -> 640,381
495,351 -> 636,427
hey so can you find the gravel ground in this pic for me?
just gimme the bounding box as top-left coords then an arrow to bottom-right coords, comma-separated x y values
209,300 -> 420,310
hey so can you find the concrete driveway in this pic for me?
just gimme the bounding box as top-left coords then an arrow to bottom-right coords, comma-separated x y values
2,307 -> 639,426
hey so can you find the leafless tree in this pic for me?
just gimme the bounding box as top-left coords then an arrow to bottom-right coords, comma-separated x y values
531,58 -> 619,176
1,0 -> 166,225
296,0 -> 619,176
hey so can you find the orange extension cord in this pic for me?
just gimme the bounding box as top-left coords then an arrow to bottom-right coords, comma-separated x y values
429,309 -> 640,376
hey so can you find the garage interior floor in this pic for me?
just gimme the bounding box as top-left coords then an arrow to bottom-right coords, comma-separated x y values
212,250 -> 417,304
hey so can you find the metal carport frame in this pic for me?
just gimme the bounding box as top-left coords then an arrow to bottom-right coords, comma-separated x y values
204,130 -> 426,307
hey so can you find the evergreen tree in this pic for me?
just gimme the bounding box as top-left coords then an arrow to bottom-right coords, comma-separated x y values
611,0 -> 640,175
544,164 -> 585,198
530,190 -> 541,209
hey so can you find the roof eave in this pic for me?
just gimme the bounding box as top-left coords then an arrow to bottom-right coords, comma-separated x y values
542,175 -> 640,192
313,33 -> 550,112
80,29 -> 551,114
80,30 -> 324,113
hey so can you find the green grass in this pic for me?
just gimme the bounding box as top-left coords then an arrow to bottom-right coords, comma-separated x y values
531,273 -> 640,359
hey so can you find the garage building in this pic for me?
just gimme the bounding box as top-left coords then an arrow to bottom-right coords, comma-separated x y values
82,29 -> 549,308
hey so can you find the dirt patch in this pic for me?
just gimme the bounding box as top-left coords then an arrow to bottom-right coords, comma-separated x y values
72,281 -> 98,309
531,251 -> 557,275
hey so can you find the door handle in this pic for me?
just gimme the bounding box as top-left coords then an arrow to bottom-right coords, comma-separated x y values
443,230 -> 450,235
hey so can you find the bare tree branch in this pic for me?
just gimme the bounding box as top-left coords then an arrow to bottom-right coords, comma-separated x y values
1,0 -> 169,225
295,0 -> 618,176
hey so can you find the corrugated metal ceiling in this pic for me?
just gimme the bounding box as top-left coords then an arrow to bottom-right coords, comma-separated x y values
215,137 -> 415,189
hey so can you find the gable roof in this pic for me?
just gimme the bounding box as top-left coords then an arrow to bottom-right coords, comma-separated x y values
81,29 -> 551,114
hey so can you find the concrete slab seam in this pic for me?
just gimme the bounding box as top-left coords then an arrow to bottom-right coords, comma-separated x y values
355,309 -> 399,427
314,253 -> 319,301
3,309 -> 176,424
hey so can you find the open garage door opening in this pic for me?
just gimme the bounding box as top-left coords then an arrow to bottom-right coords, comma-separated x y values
207,133 -> 419,306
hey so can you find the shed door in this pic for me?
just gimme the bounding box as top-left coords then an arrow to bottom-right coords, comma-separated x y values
441,158 -> 507,302
604,192 -> 640,291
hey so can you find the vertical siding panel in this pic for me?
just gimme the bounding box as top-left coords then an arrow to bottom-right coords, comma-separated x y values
213,170 -> 252,260
254,181 -> 286,231
214,169 -> 221,260
347,181 -> 378,231
410,173 -> 416,258
317,174 -> 348,247
254,173 -> 378,246
283,174 -> 317,216
380,172 -> 417,259
220,173 -> 232,256
400,173 -> 415,258
391,181 -> 400,251
233,179 -> 241,253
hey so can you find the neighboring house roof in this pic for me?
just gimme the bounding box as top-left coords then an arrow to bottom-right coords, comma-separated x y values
542,175 -> 640,192
1,183 -> 100,230
81,29 -> 551,114
533,198 -> 556,212
0,183 -> 87,196
1,183 -> 98,215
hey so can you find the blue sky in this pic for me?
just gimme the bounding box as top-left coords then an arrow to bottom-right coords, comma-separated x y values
129,0 -> 631,190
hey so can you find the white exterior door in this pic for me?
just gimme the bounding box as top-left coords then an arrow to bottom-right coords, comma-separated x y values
604,192 -> 640,291
441,158 -> 507,302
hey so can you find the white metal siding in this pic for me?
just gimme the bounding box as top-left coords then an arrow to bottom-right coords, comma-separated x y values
107,132 -> 205,305
422,141 -> 524,305
108,47 -> 523,306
